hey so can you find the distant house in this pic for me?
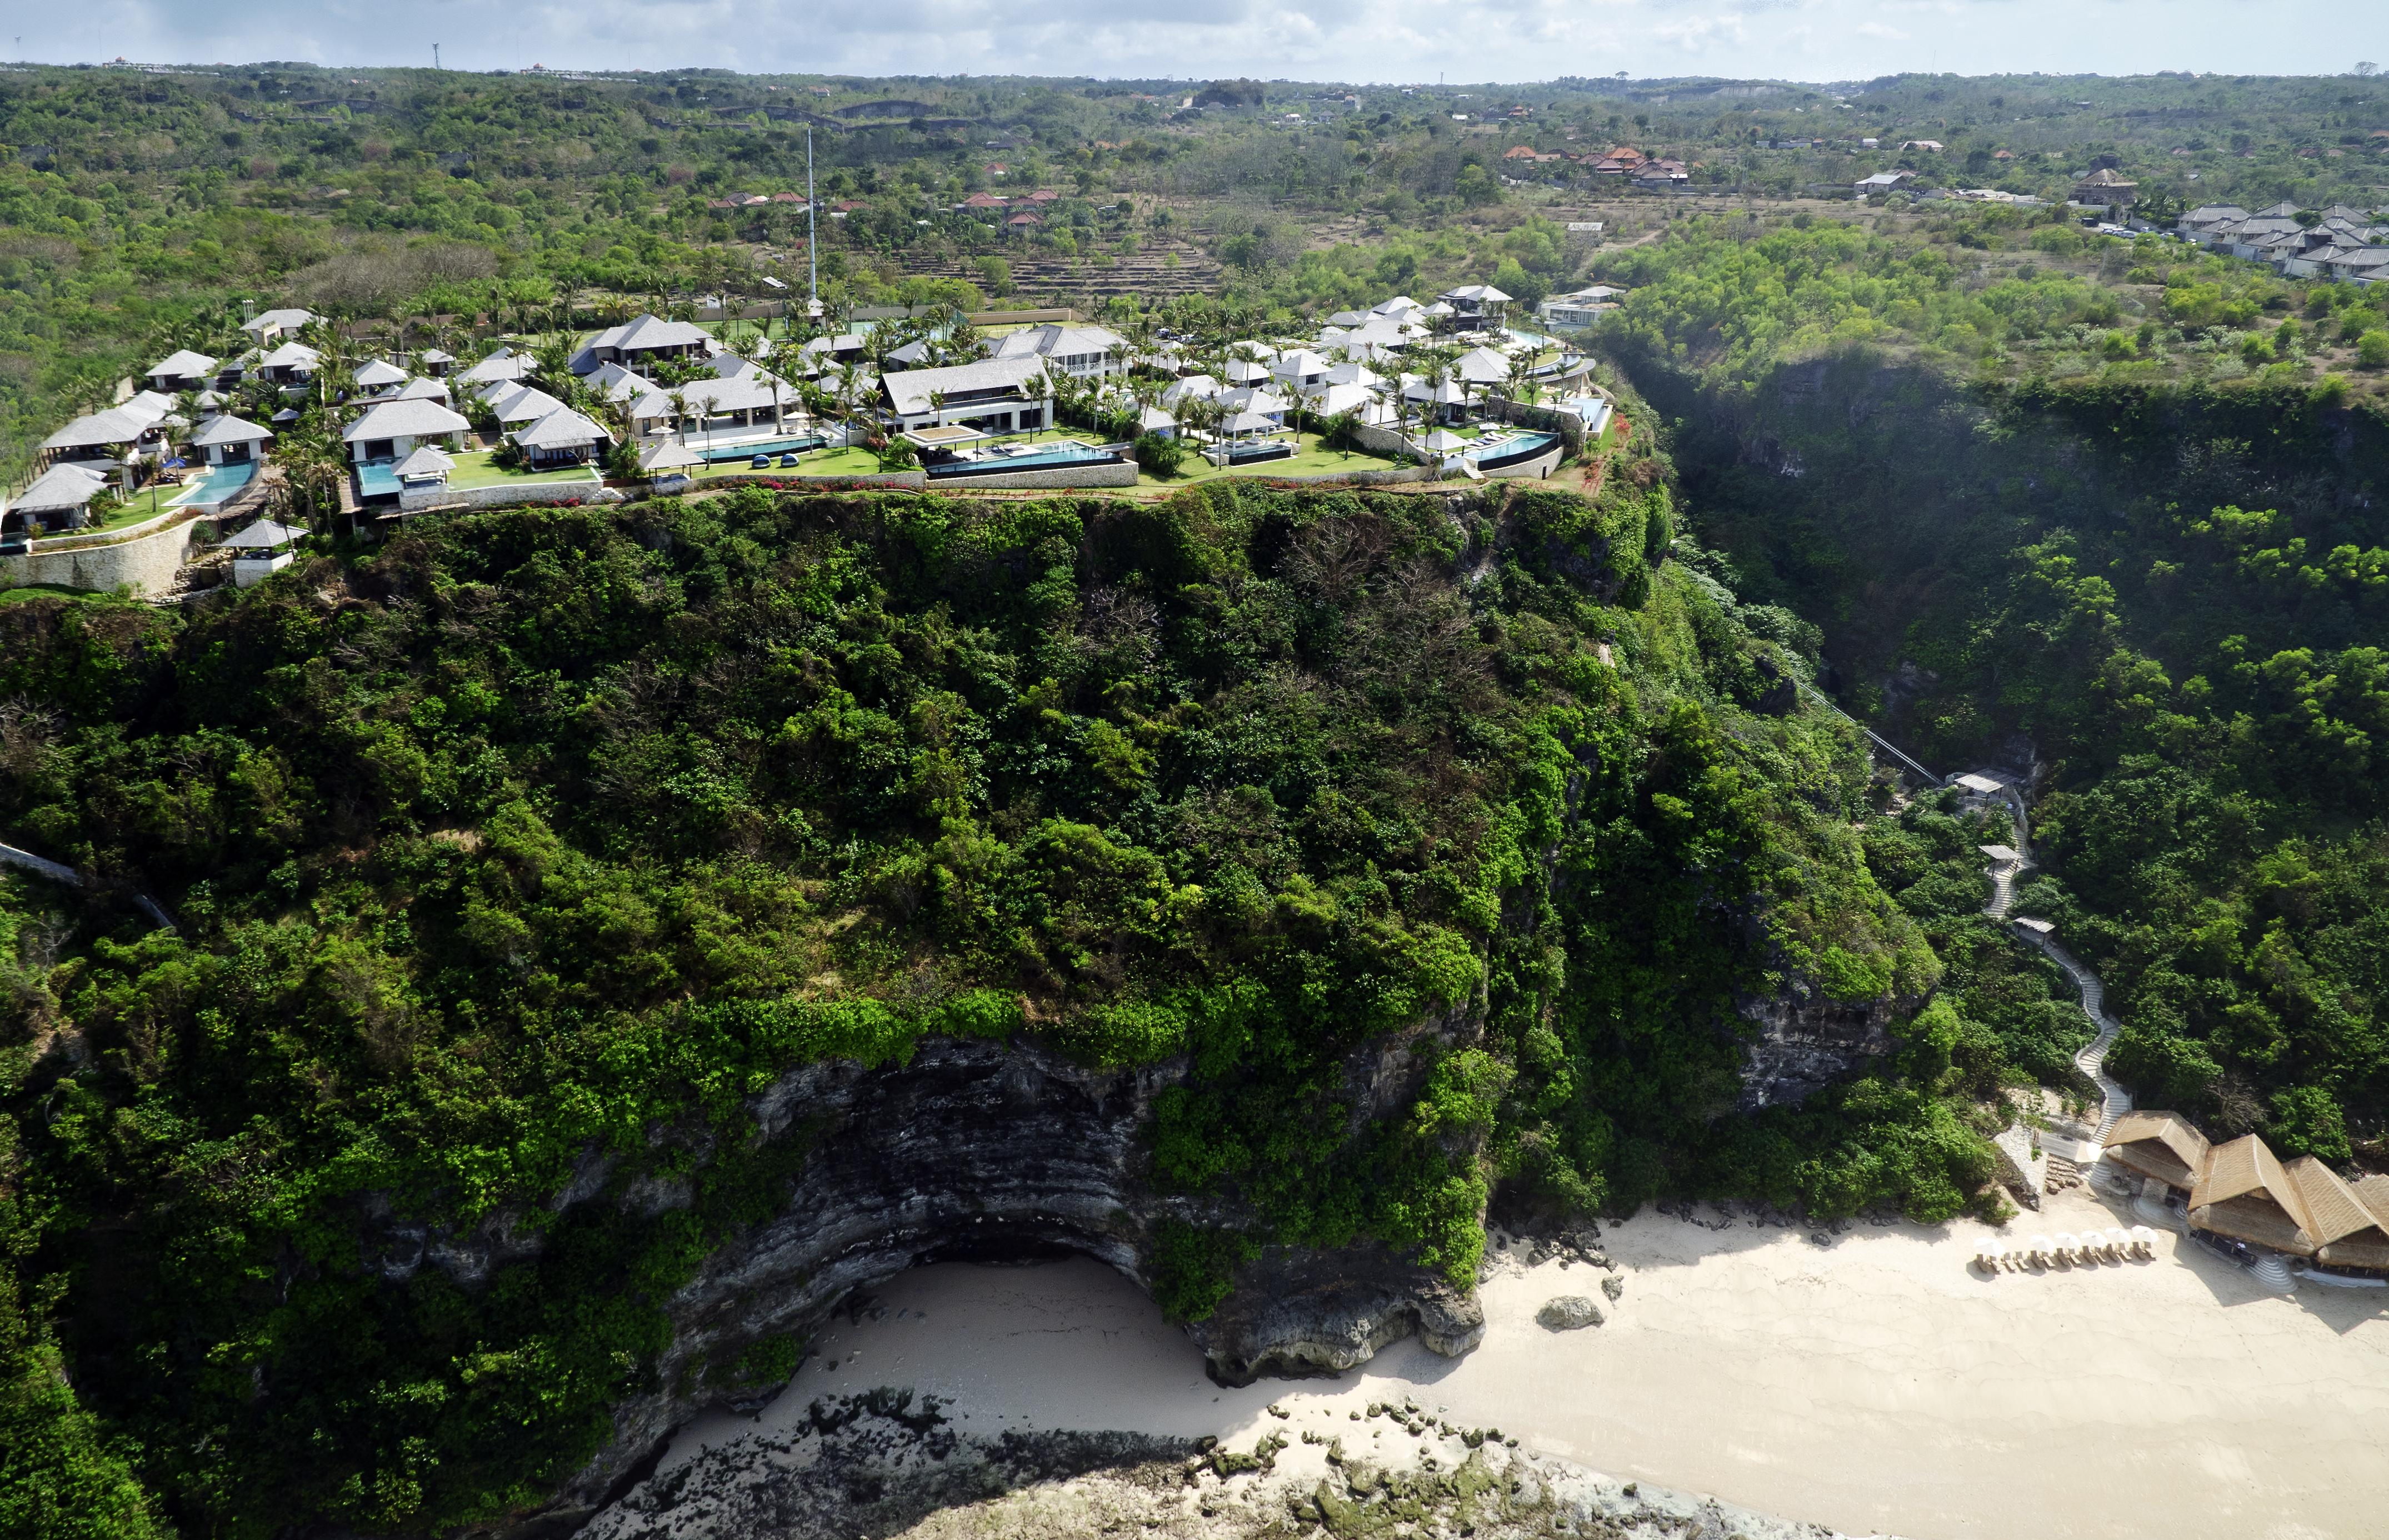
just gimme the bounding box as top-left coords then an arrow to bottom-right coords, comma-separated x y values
879,356 -> 1053,434
343,397 -> 472,464
991,323 -> 1127,380
38,392 -> 178,477
1005,212 -> 1042,231
239,308 -> 318,343
961,192 -> 1008,212
1631,159 -> 1690,189
354,358 -> 410,397
255,340 -> 322,386
1268,348 -> 1332,391
1855,169 -> 1915,196
2072,167 -> 2140,206
571,314 -> 715,377
146,349 -> 219,393
1541,284 -> 1626,327
416,348 -> 457,377
1898,139 -> 1945,153
458,347 -> 536,388
1437,284 -> 1512,332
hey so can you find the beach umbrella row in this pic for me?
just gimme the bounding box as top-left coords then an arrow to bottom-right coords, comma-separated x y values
1975,1226 -> 2157,1270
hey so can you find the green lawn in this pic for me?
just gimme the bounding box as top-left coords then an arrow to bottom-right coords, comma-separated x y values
446,451 -> 601,491
1146,433 -> 1403,487
0,583 -> 119,606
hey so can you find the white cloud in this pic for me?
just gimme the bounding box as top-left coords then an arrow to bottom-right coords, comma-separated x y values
14,0 -> 2386,83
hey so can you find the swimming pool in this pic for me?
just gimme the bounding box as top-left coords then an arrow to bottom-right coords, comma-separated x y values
926,441 -> 1123,478
166,459 -> 257,512
1465,431 -> 1557,469
354,458 -> 404,500
691,433 -> 826,464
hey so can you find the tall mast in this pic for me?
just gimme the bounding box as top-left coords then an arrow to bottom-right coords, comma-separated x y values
806,126 -> 819,326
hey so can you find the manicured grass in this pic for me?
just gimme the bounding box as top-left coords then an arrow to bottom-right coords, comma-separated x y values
1144,433 -> 1402,487
446,451 -> 601,491
0,583 -> 119,606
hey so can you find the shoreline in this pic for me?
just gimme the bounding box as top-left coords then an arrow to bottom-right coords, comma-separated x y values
601,1187 -> 2389,1539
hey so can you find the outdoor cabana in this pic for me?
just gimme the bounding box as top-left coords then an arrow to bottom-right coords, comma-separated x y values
221,518 -> 305,587
2188,1134 -> 2320,1256
393,444 -> 455,491
2101,1111 -> 2211,1200
354,358 -> 410,396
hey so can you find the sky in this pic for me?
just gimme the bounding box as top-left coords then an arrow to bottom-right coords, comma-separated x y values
6,0 -> 2387,86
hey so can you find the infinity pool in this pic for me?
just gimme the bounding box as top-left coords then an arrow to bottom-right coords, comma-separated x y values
927,440 -> 1122,477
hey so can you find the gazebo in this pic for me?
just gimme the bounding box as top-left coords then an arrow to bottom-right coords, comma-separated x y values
221,518 -> 306,587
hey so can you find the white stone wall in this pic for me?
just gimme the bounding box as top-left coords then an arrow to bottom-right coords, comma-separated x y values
0,514 -> 197,597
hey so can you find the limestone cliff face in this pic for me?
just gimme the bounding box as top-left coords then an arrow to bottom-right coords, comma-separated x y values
368,1017 -> 1485,1534
1733,987 -> 1901,1113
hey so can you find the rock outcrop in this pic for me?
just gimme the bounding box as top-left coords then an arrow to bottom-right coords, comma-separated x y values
1734,989 -> 1900,1112
400,1019 -> 1489,1529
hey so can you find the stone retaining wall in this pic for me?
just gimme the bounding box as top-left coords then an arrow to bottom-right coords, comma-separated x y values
398,479 -> 623,513
0,513 -> 198,597
684,471 -> 928,492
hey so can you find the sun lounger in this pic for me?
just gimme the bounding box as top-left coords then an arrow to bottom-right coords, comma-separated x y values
2028,1236 -> 2054,1264
2105,1227 -> 2132,1258
2130,1225 -> 2158,1257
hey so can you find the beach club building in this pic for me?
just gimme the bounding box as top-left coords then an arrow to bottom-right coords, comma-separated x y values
2105,1113 -> 2389,1278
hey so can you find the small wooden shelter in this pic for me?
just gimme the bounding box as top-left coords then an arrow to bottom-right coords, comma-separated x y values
2102,1111 -> 2212,1197
2189,1134 -> 2320,1256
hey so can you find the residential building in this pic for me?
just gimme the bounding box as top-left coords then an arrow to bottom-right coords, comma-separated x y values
254,340 -> 321,387
1631,159 -> 1690,189
458,347 -> 536,388
2072,167 -> 2139,206
878,356 -> 1053,434
571,313 -> 716,377
1437,284 -> 1512,332
189,415 -> 273,466
240,307 -> 319,343
343,397 -> 472,464
354,358 -> 410,397
1856,169 -> 1915,196
990,323 -> 1127,380
146,349 -> 219,393
37,392 -> 179,478
7,463 -> 110,534
1541,284 -> 1626,327
510,407 -> 613,468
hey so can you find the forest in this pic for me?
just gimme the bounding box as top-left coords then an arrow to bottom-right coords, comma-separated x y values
1602,219 -> 2389,1171
2,57 -> 2388,1539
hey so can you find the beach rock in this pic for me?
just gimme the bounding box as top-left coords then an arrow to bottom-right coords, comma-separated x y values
1537,1296 -> 1605,1331
1602,1273 -> 1624,1302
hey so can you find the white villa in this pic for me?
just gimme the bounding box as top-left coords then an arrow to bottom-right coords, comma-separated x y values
344,397 -> 472,464
878,357 -> 1053,434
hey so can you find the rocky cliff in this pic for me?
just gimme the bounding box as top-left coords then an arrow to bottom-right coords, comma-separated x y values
377,1021 -> 1484,1534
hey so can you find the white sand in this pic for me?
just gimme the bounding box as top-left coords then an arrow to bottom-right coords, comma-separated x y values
666,1188 -> 2389,1540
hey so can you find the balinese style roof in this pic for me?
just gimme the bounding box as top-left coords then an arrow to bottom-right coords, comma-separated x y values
1161,375 -> 1219,407
2102,1111 -> 2211,1191
42,406 -> 158,451
1270,349 -> 1332,378
1453,346 -> 1513,384
675,373 -> 791,416
221,518 -> 305,551
2190,1134 -> 2319,1255
189,414 -> 274,448
992,323 -> 1125,362
2285,1157 -> 2389,1269
1220,411 -> 1280,435
240,308 -> 317,334
343,398 -> 472,443
486,384 -> 568,424
459,349 -> 534,386
394,445 -> 456,479
11,462 -> 109,513
587,313 -> 713,355
148,348 -> 219,379
259,340 -> 321,371
1421,429 -> 1469,452
354,358 -> 409,389
639,439 -> 704,473
511,407 -> 611,450
1442,283 -> 1514,304
1310,382 -> 1382,420
878,356 -> 1048,418
394,377 -> 452,401
418,348 -> 456,365
1136,404 -> 1176,432
1372,295 -> 1423,316
1218,387 -> 1290,417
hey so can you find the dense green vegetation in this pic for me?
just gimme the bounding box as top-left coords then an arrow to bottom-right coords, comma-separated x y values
0,467 -> 2068,1535
1605,219 -> 2389,1167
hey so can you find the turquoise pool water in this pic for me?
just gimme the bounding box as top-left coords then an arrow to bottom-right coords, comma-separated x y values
927,441 -> 1120,477
354,459 -> 404,499
167,459 -> 256,509
1465,431 -> 1556,464
693,433 -> 826,464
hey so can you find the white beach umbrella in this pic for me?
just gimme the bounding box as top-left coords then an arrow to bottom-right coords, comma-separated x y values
2029,1236 -> 2055,1263
2131,1225 -> 2159,1256
2105,1227 -> 2132,1256
2053,1232 -> 2080,1261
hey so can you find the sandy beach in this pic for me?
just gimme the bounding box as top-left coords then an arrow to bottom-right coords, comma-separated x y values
657,1186 -> 2389,1540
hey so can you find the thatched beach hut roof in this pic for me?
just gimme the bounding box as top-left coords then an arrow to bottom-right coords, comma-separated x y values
2190,1135 -> 2319,1256
2290,1159 -> 2389,1272
2102,1111 -> 2212,1193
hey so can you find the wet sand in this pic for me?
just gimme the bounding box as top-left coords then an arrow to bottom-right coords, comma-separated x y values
663,1187 -> 2389,1540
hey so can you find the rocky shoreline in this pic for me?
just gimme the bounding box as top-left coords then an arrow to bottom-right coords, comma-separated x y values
583,1388 -> 1879,1540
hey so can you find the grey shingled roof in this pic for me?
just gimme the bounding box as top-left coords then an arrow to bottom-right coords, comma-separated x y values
148,348 -> 219,379
13,462 -> 110,512
878,356 -> 1049,417
189,415 -> 274,447
511,407 -> 611,451
343,398 -> 472,442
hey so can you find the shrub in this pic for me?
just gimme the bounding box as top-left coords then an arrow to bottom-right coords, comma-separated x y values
1132,432 -> 1187,477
